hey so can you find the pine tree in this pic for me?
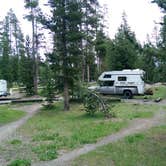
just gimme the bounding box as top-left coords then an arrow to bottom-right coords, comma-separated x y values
0,9 -> 26,86
8,9 -> 24,84
107,12 -> 140,70
43,0 -> 83,111
151,0 -> 166,82
156,16 -> 166,82
19,35 -> 34,95
81,0 -> 100,82
141,44 -> 157,82
24,0 -> 40,94
95,30 -> 107,73
0,15 -> 12,86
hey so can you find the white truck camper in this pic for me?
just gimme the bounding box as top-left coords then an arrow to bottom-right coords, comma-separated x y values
0,80 -> 8,97
98,69 -> 145,99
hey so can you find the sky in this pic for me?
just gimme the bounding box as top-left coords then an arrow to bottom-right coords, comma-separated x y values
0,0 -> 163,44
99,0 -> 163,43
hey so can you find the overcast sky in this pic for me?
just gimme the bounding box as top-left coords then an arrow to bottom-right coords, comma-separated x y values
0,0 -> 163,44
100,0 -> 163,44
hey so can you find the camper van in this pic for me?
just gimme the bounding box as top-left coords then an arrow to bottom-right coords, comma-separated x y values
97,69 -> 145,98
0,80 -> 8,97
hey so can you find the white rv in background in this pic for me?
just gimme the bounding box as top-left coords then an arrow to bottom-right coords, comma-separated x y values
0,80 -> 8,97
98,69 -> 145,99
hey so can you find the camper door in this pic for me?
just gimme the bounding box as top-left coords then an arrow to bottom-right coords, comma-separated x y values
99,80 -> 115,94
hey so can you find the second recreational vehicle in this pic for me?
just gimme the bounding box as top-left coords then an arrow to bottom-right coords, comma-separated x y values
0,80 -> 8,97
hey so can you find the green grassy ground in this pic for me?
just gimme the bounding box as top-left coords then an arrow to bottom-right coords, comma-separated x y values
0,106 -> 26,126
135,85 -> 166,100
18,103 -> 126,161
112,102 -> 157,120
2,101 -> 159,163
71,125 -> 166,166
151,85 -> 166,99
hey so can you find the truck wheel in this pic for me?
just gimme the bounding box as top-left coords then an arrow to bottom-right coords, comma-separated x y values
123,90 -> 133,99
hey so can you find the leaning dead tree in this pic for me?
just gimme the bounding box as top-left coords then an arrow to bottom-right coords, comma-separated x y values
83,91 -> 114,118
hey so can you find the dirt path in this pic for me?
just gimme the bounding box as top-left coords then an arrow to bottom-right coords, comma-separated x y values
123,99 -> 166,106
0,103 -> 41,143
33,107 -> 166,166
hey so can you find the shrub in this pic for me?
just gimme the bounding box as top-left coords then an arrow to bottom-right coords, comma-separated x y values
83,91 -> 114,117
8,159 -> 31,166
10,139 -> 22,145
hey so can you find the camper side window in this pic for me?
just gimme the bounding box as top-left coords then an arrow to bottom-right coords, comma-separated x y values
103,74 -> 111,78
102,81 -> 114,86
118,76 -> 127,81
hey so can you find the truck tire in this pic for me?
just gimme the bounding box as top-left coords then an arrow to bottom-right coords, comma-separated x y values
123,90 -> 133,99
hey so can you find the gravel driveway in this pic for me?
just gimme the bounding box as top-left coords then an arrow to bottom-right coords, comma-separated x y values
0,103 -> 41,143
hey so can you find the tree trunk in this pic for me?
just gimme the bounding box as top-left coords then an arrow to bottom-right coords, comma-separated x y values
82,55 -> 85,82
64,79 -> 70,111
32,7 -> 38,95
87,65 -> 90,82
99,57 -> 102,73
62,0 -> 69,111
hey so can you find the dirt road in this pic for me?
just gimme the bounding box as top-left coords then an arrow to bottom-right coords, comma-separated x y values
0,103 -> 41,143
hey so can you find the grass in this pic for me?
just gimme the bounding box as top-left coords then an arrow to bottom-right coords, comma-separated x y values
135,85 -> 166,100
151,85 -> 166,99
0,101 -> 159,163
10,139 -> 22,145
0,105 -> 26,126
111,102 -> 157,120
32,143 -> 58,161
71,125 -> 166,166
18,102 -> 126,161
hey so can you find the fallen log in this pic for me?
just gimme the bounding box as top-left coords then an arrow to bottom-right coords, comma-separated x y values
12,98 -> 44,103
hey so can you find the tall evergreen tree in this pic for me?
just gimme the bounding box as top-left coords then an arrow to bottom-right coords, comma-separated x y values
140,43 -> 158,82
8,9 -> 24,84
43,0 -> 83,111
81,0 -> 100,82
151,0 -> 166,82
95,29 -> 107,73
19,35 -> 34,95
107,12 -> 140,70
0,9 -> 26,86
0,15 -> 12,86
24,0 -> 40,94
